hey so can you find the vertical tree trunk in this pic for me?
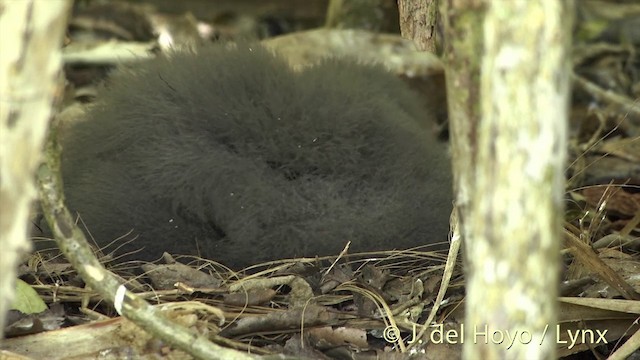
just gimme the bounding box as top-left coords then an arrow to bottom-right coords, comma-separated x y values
443,0 -> 573,358
441,0 -> 485,216
398,0 -> 440,53
0,0 -> 71,338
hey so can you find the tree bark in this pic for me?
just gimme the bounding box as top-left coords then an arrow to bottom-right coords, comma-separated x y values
0,0 -> 71,339
398,0 -> 440,52
442,0 -> 573,358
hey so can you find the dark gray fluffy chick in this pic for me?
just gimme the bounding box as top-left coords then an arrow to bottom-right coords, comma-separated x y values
60,44 -> 452,269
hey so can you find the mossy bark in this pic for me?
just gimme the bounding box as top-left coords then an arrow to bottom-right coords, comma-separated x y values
0,0 -> 71,339
443,0 -> 573,358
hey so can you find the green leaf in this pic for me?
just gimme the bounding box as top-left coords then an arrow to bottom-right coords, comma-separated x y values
11,279 -> 47,314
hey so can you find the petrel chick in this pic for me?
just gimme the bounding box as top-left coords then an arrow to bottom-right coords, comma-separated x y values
58,44 -> 452,268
